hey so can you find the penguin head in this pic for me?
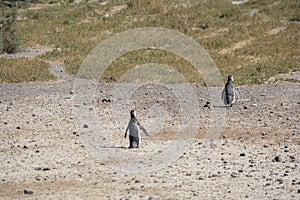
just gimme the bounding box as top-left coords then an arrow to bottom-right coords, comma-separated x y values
227,75 -> 234,82
130,110 -> 136,118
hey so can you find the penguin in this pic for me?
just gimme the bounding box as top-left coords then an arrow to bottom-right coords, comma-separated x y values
222,75 -> 240,107
124,110 -> 148,148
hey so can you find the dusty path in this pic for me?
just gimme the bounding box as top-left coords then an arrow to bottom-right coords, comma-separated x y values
0,77 -> 299,199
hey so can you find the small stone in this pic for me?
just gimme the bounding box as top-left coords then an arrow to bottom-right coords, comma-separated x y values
264,182 -> 271,186
83,124 -> 89,128
243,105 -> 248,109
34,167 -> 42,171
274,155 -> 282,162
290,155 -> 295,160
201,23 -> 208,30
298,189 -> 300,193
130,186 -> 138,190
101,98 -> 111,103
240,153 -> 246,157
16,126 -> 21,129
42,167 -> 50,171
24,189 -> 33,194
204,101 -> 212,108
231,172 -> 238,178
135,180 -> 141,183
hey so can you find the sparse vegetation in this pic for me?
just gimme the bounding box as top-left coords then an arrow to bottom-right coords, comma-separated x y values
0,0 -> 22,54
0,0 -> 299,84
0,58 -> 55,82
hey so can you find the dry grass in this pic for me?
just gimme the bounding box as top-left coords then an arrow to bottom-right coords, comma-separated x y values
0,58 -> 55,82
0,0 -> 299,84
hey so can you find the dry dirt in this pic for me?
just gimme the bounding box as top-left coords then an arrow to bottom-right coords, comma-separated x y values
0,69 -> 299,199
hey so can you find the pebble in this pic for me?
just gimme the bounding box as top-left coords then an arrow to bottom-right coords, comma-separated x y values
102,98 -> 111,103
83,124 -> 89,128
264,182 -> 271,187
231,172 -> 238,178
204,101 -> 212,108
24,189 -> 33,194
274,156 -> 282,162
240,153 -> 246,157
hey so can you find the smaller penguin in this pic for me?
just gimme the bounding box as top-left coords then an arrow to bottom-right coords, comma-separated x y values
222,75 -> 240,107
124,110 -> 148,148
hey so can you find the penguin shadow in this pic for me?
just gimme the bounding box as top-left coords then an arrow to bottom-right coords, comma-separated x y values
212,105 -> 228,109
99,146 -> 126,149
204,102 -> 227,109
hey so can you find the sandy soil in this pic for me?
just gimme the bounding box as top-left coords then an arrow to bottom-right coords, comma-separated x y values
0,70 -> 299,199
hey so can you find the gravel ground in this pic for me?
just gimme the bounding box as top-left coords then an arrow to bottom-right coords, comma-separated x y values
0,71 -> 299,199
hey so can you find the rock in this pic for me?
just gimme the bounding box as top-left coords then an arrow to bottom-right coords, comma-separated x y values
240,153 -> 246,156
147,196 -> 154,200
130,186 -> 139,191
24,189 -> 33,194
232,0 -> 249,5
243,105 -> 248,109
192,191 -> 198,196
290,155 -> 295,159
249,9 -> 259,17
264,182 -> 271,187
102,98 -> 111,103
231,172 -> 238,178
42,167 -> 50,171
204,101 -> 212,108
83,124 -> 89,128
274,155 -> 282,162
200,23 -> 208,30
298,189 -> 300,193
